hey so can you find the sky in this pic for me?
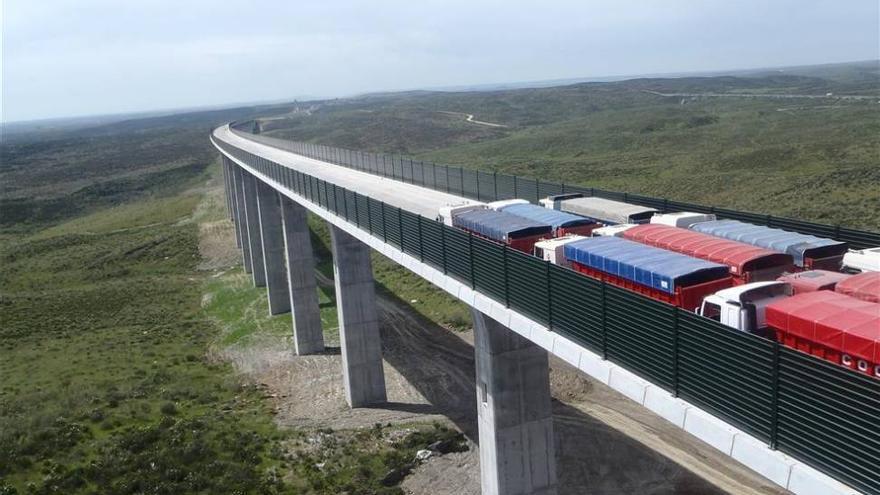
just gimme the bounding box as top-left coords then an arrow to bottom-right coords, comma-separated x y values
2,0 -> 878,123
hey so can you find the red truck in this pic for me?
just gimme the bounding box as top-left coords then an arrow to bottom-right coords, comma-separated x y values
621,224 -> 794,285
766,291 -> 880,378
450,207 -> 553,253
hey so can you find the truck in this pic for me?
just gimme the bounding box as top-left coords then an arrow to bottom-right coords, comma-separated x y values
689,219 -> 848,270
540,194 -> 657,225
621,224 -> 794,285
533,235 -> 586,267
451,208 -> 553,253
562,236 -> 733,311
699,281 -> 791,337
591,224 -> 637,237
438,202 -> 487,226
698,282 -> 880,378
765,291 -> 879,378
650,212 -> 717,228
488,199 -> 601,237
834,271 -> 880,303
776,270 -> 851,295
842,247 -> 880,273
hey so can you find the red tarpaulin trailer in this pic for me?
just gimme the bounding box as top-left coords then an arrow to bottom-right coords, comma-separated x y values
835,271 -> 880,303
766,291 -> 880,377
622,224 -> 794,284
777,270 -> 851,295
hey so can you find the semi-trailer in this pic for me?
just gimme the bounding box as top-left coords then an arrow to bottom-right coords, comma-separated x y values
776,270 -> 851,295
451,208 -> 553,253
765,291 -> 879,377
698,281 -> 880,378
834,271 -> 880,303
562,236 -> 733,311
487,200 -> 601,237
621,224 -> 794,285
540,194 -> 658,225
689,219 -> 848,270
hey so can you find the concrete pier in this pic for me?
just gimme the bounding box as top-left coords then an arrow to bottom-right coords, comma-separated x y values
232,166 -> 250,268
256,182 -> 291,315
329,224 -> 386,407
472,309 -> 557,495
226,160 -> 241,248
241,171 -> 267,287
280,197 -> 325,354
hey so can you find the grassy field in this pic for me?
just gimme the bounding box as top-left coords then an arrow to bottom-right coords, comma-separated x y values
262,61 -> 880,231
1,109 -> 466,494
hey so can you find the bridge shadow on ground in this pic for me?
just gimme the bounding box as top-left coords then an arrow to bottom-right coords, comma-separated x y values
372,285 -> 751,495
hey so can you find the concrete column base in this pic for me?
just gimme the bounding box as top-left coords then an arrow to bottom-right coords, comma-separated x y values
473,308 -> 557,495
329,224 -> 386,408
280,197 -> 325,355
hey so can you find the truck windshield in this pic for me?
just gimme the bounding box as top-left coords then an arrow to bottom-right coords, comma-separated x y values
702,302 -> 721,321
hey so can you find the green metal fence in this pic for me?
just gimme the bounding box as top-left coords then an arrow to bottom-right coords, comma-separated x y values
215,136 -> 880,495
229,125 -> 880,250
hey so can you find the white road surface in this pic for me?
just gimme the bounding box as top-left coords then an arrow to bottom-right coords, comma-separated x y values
215,125 -> 476,218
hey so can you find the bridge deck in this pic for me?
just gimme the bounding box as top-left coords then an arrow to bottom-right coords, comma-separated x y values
217,126 -> 470,218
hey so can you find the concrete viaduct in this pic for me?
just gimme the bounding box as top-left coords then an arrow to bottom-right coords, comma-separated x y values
212,124 -> 866,495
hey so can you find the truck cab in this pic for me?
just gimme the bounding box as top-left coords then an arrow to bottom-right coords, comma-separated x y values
533,235 -> 586,266
437,202 -> 487,226
841,247 -> 880,273
650,212 -> 716,228
699,281 -> 792,334
486,199 -> 530,210
539,193 -> 584,210
591,224 -> 636,237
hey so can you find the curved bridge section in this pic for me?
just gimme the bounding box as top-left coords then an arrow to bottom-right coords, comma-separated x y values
212,125 -> 877,495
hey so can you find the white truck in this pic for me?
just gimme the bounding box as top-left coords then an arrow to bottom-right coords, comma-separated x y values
841,247 -> 880,273
591,224 -> 636,237
698,281 -> 792,334
437,202 -> 487,226
532,235 -> 586,267
486,199 -> 529,210
650,212 -> 717,228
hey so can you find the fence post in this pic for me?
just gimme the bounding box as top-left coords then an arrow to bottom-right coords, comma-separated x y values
410,159 -> 415,184
476,172 -> 481,201
535,178 -> 540,203
397,207 -> 404,250
769,341 -> 781,449
381,203 -> 388,243
834,224 -> 841,241
418,216 -> 424,262
460,167 -> 465,195
672,308 -> 680,397
600,282 -> 608,359
513,176 -> 518,197
545,261 -> 553,329
493,172 -> 498,200
366,197 -> 373,234
502,245 -> 510,307
441,225 -> 448,274
468,234 -> 476,289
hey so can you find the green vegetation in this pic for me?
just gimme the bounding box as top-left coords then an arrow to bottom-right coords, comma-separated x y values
0,107 -> 469,494
262,62 -> 880,231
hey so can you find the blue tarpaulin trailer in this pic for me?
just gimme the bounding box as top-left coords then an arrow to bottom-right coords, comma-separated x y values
689,219 -> 847,269
564,236 -> 730,294
498,203 -> 600,236
452,208 -> 552,252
